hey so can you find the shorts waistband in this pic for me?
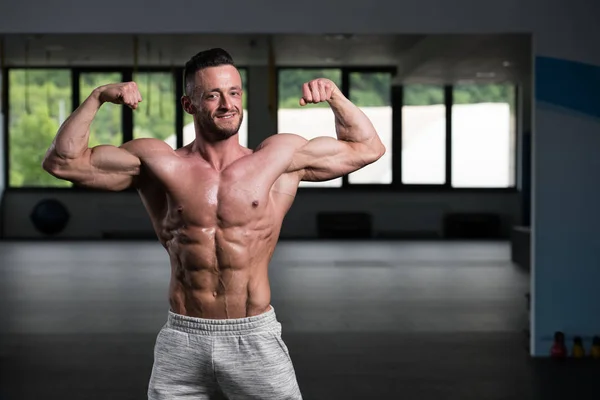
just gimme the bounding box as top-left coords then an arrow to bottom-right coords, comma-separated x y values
166,306 -> 280,336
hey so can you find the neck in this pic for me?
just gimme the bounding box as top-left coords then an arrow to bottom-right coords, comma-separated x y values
191,133 -> 241,171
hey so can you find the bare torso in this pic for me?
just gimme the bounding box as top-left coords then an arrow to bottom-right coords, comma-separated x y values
133,141 -> 300,319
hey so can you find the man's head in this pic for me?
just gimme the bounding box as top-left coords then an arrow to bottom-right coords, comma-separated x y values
182,48 -> 244,142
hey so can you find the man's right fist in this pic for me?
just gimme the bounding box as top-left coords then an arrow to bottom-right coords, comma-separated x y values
96,82 -> 142,109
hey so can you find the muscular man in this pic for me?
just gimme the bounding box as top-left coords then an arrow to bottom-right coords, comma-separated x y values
42,48 -> 385,399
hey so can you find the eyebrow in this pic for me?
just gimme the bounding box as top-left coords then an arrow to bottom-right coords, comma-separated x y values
203,85 -> 242,93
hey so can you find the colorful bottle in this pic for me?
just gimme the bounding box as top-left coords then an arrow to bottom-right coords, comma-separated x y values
550,331 -> 567,359
590,336 -> 600,359
572,336 -> 585,358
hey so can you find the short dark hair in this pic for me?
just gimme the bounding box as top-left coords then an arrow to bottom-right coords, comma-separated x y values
183,48 -> 235,95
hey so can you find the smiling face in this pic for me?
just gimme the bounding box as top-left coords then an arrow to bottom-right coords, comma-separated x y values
182,64 -> 244,142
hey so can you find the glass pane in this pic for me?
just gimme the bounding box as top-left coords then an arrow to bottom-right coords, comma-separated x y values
133,72 -> 176,148
278,68 -> 342,188
80,72 -> 122,148
451,84 -> 516,188
184,68 -> 248,147
9,69 -> 73,187
348,72 -> 392,184
402,85 -> 446,184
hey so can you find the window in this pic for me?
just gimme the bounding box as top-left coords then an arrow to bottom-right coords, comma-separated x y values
8,69 -> 72,187
348,71 -> 392,184
183,68 -> 248,147
401,85 -> 446,184
133,72 -> 176,148
451,84 -> 516,188
80,72 -> 123,148
278,68 -> 342,188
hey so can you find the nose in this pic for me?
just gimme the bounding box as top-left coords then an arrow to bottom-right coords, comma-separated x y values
219,94 -> 233,110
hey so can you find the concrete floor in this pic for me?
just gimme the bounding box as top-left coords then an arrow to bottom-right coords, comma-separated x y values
0,240 -> 596,399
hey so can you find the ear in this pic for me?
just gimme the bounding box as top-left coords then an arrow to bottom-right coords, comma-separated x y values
181,95 -> 196,115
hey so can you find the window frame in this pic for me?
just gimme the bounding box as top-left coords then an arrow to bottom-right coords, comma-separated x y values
449,82 -> 519,190
3,65 -> 517,193
276,66 -> 518,193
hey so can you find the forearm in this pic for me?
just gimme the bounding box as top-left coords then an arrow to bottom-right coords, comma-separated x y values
46,89 -> 103,160
328,91 -> 383,150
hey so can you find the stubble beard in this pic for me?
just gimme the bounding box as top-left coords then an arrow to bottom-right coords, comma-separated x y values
197,110 -> 243,142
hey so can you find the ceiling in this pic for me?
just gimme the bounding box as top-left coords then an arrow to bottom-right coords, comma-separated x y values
1,33 -> 531,83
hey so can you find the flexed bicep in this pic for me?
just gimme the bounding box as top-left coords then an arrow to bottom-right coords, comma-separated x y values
290,136 -> 374,182
284,76 -> 386,181
43,138 -> 173,191
44,143 -> 142,191
254,132 -> 382,183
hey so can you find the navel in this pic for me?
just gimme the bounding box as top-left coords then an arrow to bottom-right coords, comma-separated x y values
252,200 -> 259,208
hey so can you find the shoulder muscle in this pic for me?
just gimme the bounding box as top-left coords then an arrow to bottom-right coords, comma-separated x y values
121,138 -> 175,160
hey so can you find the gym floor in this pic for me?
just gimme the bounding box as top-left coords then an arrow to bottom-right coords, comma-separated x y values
0,240 -> 597,399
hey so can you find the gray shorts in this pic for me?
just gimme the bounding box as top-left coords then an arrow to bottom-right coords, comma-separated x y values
148,306 -> 303,399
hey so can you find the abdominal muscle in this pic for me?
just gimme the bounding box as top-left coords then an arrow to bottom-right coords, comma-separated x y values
164,224 -> 275,320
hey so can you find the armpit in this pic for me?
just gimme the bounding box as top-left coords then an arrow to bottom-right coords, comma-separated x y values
270,172 -> 301,198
